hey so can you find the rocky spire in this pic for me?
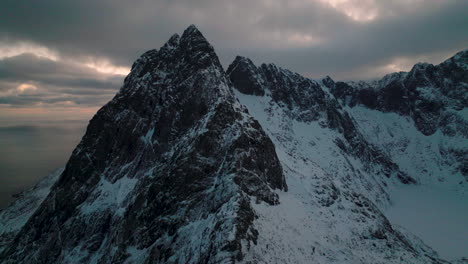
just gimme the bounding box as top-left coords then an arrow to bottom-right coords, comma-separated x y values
227,56 -> 265,96
178,24 -> 223,71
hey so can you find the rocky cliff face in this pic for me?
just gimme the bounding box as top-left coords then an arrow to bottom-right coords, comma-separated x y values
329,50 -> 467,181
331,50 -> 467,138
0,25 -> 285,264
227,56 -> 450,263
0,26 -> 466,264
227,56 -> 415,188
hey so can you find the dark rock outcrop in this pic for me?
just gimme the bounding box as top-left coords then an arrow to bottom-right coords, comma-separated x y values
226,56 -> 265,96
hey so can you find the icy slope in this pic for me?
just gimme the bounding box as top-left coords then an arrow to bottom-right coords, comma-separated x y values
228,58 -> 446,263
233,93 -> 445,264
228,56 -> 415,205
330,51 -> 468,261
345,106 -> 467,188
0,168 -> 63,254
345,106 -> 467,260
330,50 -> 467,180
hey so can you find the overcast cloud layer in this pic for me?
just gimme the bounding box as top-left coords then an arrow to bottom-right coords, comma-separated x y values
0,0 -> 467,112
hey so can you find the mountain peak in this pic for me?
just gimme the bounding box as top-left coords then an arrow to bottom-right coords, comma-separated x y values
184,24 -> 201,35
232,55 -> 253,64
181,24 -> 209,45
449,48 -> 467,61
321,75 -> 335,88
441,49 -> 468,71
227,55 -> 265,96
124,25 -> 224,97
177,24 -> 222,72
1,24 -> 287,263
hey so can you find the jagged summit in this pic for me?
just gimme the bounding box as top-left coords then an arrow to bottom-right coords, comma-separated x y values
184,24 -> 202,35
179,24 -> 222,69
181,24 -> 205,40
162,33 -> 180,49
122,25 -> 228,104
330,50 -> 468,137
227,56 -> 265,96
444,48 -> 468,67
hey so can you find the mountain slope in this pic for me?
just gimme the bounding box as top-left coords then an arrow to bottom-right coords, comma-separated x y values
331,50 -> 467,135
227,56 -> 414,204
329,50 -> 467,185
0,25 -> 286,264
227,57 -> 450,263
0,168 -> 63,254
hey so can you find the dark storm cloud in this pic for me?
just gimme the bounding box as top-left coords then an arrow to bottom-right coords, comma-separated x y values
254,0 -> 468,78
0,0 -> 467,83
0,0 -> 187,66
0,54 -> 123,89
0,54 -> 122,106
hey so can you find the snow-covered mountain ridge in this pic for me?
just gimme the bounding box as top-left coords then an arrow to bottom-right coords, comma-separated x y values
227,52 -> 466,263
0,26 -> 466,263
330,50 -> 467,184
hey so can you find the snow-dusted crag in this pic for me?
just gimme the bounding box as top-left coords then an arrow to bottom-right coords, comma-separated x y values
329,50 -> 467,184
227,57 -> 453,263
1,25 -> 466,264
227,56 -> 416,201
332,51 -> 467,137
0,25 -> 286,263
0,168 -> 63,254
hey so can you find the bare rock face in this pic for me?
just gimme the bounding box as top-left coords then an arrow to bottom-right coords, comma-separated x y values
0,25 -> 285,264
226,56 -> 265,96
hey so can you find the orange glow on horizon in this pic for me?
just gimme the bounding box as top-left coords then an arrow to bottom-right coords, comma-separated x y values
0,106 -> 100,125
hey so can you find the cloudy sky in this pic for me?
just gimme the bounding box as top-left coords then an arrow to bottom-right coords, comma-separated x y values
0,0 -> 467,121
